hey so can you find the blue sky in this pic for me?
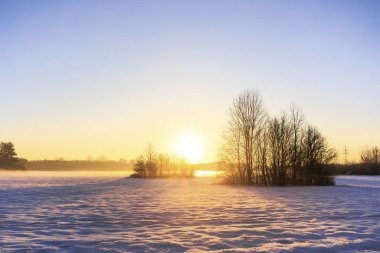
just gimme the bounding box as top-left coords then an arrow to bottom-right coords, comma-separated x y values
1,0 -> 379,162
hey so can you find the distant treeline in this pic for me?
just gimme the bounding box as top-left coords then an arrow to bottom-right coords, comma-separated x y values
333,164 -> 380,175
219,90 -> 337,186
27,160 -> 217,172
26,160 -> 133,171
333,146 -> 380,175
0,142 -> 26,169
131,144 -> 195,178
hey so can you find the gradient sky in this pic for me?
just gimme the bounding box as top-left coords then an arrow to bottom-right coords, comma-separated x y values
1,0 -> 379,162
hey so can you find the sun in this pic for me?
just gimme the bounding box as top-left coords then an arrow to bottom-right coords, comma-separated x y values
172,130 -> 203,164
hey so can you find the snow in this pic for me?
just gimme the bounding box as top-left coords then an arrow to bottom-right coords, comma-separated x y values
1,172 -> 380,252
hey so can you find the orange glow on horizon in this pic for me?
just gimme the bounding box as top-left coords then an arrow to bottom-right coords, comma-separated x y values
195,170 -> 223,177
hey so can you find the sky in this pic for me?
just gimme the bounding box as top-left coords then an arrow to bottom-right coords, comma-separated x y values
1,0 -> 379,162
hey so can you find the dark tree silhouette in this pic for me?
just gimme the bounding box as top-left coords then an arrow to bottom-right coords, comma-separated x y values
302,126 -> 336,185
0,142 -> 25,169
267,113 -> 292,186
288,105 -> 305,184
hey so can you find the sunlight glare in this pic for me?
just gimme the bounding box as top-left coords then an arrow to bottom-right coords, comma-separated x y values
172,130 -> 203,164
195,170 -> 223,177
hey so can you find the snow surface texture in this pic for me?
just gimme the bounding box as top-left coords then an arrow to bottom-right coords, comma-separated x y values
0,173 -> 380,253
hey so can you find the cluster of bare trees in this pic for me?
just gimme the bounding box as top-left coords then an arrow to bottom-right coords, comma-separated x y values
132,144 -> 194,178
361,146 -> 379,165
219,90 -> 337,186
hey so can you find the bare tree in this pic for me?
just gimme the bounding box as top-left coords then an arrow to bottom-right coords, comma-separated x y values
267,114 -> 291,186
361,146 -> 379,164
144,144 -> 157,177
288,105 -> 305,184
255,119 -> 269,185
133,155 -> 146,177
157,153 -> 171,177
228,90 -> 267,183
279,113 -> 291,185
302,126 -> 337,185
219,125 -> 245,183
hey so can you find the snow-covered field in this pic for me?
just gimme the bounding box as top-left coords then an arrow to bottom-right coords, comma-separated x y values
1,172 -> 379,253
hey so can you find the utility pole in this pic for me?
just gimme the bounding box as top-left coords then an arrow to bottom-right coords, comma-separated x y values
342,146 -> 349,165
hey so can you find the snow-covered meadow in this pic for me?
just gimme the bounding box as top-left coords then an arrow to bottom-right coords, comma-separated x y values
0,172 -> 379,252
